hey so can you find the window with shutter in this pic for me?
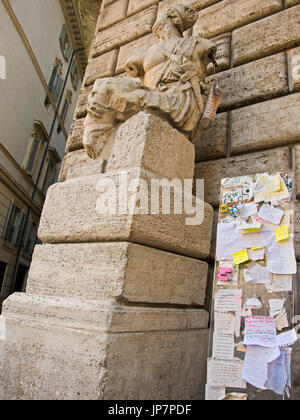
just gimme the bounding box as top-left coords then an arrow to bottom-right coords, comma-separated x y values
0,261 -> 7,294
25,137 -> 41,175
59,24 -> 72,62
23,220 -> 38,255
3,203 -> 25,247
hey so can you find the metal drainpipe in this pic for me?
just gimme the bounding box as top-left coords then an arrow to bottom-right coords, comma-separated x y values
9,48 -> 85,294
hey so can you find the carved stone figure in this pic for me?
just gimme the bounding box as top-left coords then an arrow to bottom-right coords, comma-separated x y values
83,4 -> 217,160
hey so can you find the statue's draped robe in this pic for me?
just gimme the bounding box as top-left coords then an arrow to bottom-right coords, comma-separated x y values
143,37 -> 211,137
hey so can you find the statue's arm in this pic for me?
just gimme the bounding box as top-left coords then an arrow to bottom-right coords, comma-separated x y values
125,51 -> 147,78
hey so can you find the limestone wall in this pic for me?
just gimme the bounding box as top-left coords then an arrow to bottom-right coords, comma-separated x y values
65,0 -> 300,397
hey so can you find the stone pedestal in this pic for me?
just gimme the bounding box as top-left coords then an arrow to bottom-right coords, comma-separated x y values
0,112 -> 213,400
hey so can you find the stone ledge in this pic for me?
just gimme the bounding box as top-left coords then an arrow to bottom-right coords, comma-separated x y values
26,242 -> 209,306
38,169 -> 213,259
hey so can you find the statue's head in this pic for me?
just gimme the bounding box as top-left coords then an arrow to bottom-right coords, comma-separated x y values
153,4 -> 198,38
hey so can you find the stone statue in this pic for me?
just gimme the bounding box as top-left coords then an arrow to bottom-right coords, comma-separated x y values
83,4 -> 217,160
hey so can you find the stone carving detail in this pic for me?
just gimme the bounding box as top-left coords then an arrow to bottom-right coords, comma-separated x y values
83,4 -> 217,160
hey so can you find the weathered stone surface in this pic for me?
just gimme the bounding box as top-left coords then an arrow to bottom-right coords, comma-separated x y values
97,0 -> 129,31
193,112 -> 228,162
107,112 -> 195,181
93,6 -> 158,57
26,242 -> 208,305
206,52 -> 288,110
231,93 -> 300,154
38,169 -> 213,259
65,118 -> 84,153
58,149 -> 105,183
127,0 -> 158,16
294,144 -> 300,199
207,33 -> 231,75
116,33 -> 156,74
288,46 -> 300,92
74,85 -> 93,119
0,294 -> 209,400
158,0 -> 222,15
195,147 -> 291,207
287,0 -> 300,6
233,6 -> 300,65
193,0 -> 282,39
84,49 -> 118,86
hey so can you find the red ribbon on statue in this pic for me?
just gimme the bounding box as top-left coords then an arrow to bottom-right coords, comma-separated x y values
200,82 -> 221,128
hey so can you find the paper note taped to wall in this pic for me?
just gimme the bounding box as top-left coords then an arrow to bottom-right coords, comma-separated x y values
244,316 -> 277,348
267,236 -> 296,275
233,250 -> 249,265
205,385 -> 226,401
207,358 -> 246,389
215,289 -> 242,312
275,225 -> 289,242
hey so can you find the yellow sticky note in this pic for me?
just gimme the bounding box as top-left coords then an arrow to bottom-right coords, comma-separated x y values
233,250 -> 249,265
276,225 -> 289,242
252,247 -> 263,250
245,228 -> 260,233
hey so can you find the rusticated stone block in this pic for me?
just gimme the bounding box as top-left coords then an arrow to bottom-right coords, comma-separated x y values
116,33 -> 156,74
193,0 -> 282,39
58,149 -> 105,183
288,46 -> 300,92
193,112 -> 228,162
107,112 -> 195,181
233,6 -> 300,66
0,294 -> 209,400
26,242 -> 208,305
206,52 -> 287,110
74,85 -> 93,119
195,147 -> 291,207
127,0 -> 158,16
207,33 -> 231,75
97,0 -> 129,31
158,0 -> 222,15
231,93 -> 300,154
38,169 -> 213,259
84,49 -> 118,86
65,118 -> 84,153
93,6 -> 157,57
287,0 -> 300,6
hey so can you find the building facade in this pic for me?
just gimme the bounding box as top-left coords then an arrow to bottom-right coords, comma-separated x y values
0,0 -> 86,308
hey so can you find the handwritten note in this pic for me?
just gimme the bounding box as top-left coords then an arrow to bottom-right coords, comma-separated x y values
205,385 -> 226,401
244,316 -> 277,348
267,236 -> 297,275
248,247 -> 265,261
214,312 -> 235,335
215,289 -> 242,312
207,358 -> 246,389
266,274 -> 293,293
258,204 -> 284,225
242,202 -> 257,218
242,346 -> 276,389
212,333 -> 235,360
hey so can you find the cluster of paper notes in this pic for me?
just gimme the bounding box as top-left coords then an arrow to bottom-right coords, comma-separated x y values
206,173 -> 297,401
